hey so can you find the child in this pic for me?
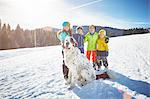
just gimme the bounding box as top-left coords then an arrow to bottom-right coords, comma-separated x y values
84,25 -> 99,69
57,21 -> 72,80
96,29 -> 109,69
57,22 -> 72,47
73,26 -> 84,53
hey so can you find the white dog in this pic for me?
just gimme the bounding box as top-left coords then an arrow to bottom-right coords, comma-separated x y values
63,36 -> 96,87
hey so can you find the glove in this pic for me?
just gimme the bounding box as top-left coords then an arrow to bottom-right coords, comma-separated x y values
105,37 -> 109,43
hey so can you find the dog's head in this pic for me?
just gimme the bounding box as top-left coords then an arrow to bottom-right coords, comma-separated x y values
64,36 -> 77,49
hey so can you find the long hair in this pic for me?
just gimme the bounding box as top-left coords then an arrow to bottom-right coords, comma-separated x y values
62,29 -> 72,36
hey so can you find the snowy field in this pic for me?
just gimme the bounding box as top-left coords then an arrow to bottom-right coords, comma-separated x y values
0,33 -> 150,99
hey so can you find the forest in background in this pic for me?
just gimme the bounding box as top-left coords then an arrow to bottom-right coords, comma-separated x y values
0,20 -> 59,50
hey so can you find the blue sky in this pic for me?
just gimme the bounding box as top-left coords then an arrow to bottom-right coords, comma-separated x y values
65,0 -> 150,28
0,0 -> 149,29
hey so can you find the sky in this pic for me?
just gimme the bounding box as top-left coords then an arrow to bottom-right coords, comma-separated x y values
0,0 -> 149,29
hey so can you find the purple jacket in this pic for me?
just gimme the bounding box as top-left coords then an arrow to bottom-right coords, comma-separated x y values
73,34 -> 84,48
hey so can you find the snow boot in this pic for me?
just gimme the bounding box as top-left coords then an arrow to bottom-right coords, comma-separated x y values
103,57 -> 108,68
96,60 -> 102,70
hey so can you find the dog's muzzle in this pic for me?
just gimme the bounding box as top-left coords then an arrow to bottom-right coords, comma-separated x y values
64,42 -> 71,49
66,42 -> 69,48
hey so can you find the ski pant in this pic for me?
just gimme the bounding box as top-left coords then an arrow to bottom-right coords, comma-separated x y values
96,51 -> 108,67
79,47 -> 84,54
86,50 -> 97,62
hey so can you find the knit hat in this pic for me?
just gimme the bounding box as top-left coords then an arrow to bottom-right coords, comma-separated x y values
99,29 -> 106,35
62,21 -> 70,27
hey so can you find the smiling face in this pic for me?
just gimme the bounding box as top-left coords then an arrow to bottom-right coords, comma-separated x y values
77,28 -> 83,35
63,26 -> 70,31
89,26 -> 95,33
100,33 -> 105,38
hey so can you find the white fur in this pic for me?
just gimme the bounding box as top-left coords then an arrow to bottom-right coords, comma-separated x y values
64,37 -> 96,87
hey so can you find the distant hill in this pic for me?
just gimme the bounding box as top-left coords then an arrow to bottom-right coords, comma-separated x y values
73,26 -> 149,37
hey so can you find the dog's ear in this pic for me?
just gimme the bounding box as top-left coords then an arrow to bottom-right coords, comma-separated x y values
70,37 -> 78,47
70,38 -> 74,43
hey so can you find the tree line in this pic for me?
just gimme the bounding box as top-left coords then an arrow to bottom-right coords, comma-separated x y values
0,20 -> 59,50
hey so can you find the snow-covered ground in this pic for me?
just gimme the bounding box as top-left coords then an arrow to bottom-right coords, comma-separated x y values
0,33 -> 150,99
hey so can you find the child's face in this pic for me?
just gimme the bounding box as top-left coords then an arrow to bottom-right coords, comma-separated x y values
89,26 -> 95,33
77,29 -> 83,35
63,26 -> 70,31
100,33 -> 104,38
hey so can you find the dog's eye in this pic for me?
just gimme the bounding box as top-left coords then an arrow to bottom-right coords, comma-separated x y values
66,42 -> 69,46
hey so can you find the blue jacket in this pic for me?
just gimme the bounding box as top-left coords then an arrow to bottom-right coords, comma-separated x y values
58,31 -> 69,42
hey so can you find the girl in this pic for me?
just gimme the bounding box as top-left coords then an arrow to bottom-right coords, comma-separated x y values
57,21 -> 72,80
96,29 -> 109,69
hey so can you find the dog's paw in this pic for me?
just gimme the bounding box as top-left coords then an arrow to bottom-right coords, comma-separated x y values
78,83 -> 84,87
67,84 -> 76,90
65,80 -> 71,85
65,82 -> 70,85
68,86 -> 74,90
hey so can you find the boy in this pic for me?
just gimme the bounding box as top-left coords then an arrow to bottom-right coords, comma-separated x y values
73,26 -> 84,53
84,25 -> 99,69
96,29 -> 109,69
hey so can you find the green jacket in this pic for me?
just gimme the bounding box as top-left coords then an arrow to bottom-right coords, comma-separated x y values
84,32 -> 99,51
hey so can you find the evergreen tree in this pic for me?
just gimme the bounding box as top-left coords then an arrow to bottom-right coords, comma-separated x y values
1,23 -> 9,49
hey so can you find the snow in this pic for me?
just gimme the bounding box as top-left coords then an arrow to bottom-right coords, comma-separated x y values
0,33 -> 150,99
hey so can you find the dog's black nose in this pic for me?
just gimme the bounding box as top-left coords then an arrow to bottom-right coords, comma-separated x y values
66,42 -> 69,47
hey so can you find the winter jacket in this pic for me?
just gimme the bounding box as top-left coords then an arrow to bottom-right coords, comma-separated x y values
84,32 -> 99,51
57,30 -> 71,42
58,31 -> 68,42
97,36 -> 109,51
73,34 -> 84,48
